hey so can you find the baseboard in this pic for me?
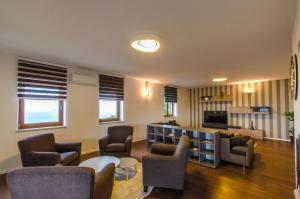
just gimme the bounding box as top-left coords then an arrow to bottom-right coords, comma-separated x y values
263,137 -> 290,142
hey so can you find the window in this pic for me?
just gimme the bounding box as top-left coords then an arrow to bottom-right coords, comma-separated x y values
17,59 -> 67,129
99,74 -> 124,123
99,100 -> 123,122
19,99 -> 64,129
164,102 -> 177,117
164,86 -> 177,117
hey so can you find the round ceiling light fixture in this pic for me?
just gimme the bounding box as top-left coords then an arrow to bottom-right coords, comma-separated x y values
213,78 -> 228,82
131,34 -> 160,53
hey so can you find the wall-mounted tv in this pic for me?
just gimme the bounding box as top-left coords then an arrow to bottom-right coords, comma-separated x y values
204,111 -> 228,124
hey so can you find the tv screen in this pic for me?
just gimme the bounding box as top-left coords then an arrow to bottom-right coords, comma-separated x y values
204,111 -> 228,124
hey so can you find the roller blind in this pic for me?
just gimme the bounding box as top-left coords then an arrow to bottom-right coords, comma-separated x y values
17,59 -> 68,100
99,74 -> 124,100
165,86 -> 177,102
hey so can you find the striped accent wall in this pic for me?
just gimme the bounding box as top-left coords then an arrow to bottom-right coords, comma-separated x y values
189,79 -> 293,140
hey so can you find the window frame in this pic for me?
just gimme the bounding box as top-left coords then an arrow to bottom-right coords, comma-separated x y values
99,100 -> 121,123
18,99 -> 64,129
164,102 -> 177,117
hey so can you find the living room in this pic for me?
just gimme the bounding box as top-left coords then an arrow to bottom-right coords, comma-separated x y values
0,1 -> 300,199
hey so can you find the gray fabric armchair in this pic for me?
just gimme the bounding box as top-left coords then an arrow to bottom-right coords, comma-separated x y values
99,126 -> 133,158
220,137 -> 255,172
142,135 -> 189,191
7,164 -> 115,199
18,133 -> 81,167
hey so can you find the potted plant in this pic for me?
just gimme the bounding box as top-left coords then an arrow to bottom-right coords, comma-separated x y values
283,111 -> 294,144
220,91 -> 225,99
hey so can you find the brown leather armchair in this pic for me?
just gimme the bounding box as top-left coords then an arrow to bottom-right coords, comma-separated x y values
99,126 -> 133,158
18,133 -> 81,167
7,164 -> 115,199
142,135 -> 189,191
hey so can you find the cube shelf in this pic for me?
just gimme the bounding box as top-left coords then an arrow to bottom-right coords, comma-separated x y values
147,124 -> 220,168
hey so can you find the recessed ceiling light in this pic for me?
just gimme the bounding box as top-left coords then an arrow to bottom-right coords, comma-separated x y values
213,78 -> 227,82
131,34 -> 160,53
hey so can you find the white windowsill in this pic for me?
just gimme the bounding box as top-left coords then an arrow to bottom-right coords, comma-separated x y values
164,116 -> 177,118
16,126 -> 67,133
99,121 -> 125,125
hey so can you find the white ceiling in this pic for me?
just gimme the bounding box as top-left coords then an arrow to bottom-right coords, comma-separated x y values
0,0 -> 298,87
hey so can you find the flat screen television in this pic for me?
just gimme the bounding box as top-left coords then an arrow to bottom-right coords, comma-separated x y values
204,111 -> 228,124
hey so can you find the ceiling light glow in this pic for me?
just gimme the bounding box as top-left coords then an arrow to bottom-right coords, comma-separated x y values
213,78 -> 227,82
131,34 -> 160,53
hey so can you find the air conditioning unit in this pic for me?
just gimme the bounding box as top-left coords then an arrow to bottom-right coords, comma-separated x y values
69,73 -> 98,87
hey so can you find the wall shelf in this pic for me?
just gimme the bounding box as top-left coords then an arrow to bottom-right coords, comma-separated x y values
229,106 -> 271,115
201,95 -> 232,103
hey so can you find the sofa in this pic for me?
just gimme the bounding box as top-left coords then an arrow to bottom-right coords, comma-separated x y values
18,133 -> 81,167
7,164 -> 115,199
220,134 -> 255,171
99,126 -> 133,158
142,135 -> 189,191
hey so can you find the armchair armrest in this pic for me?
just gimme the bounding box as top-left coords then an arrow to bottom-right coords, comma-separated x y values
151,143 -> 176,156
26,151 -> 61,166
98,136 -> 110,153
93,163 -> 115,199
125,135 -> 133,153
55,142 -> 82,155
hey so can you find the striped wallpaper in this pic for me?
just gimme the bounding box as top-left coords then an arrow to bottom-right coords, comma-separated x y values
189,79 -> 293,140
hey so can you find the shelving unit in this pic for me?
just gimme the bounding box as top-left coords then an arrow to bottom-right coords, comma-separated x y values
229,106 -> 271,115
147,124 -> 220,168
201,95 -> 232,103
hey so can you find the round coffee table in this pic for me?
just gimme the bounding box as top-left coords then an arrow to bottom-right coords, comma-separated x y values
118,157 -> 138,180
79,156 -> 120,173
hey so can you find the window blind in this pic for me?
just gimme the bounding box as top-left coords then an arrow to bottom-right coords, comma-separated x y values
17,59 -> 68,100
99,74 -> 124,100
165,86 -> 177,102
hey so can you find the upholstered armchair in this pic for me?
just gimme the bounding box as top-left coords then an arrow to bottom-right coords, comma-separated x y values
99,126 -> 133,158
18,133 -> 81,167
220,136 -> 255,172
7,164 -> 115,199
142,135 -> 189,191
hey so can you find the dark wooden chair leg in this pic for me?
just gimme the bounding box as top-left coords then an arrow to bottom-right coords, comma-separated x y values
144,186 -> 148,192
175,189 -> 183,196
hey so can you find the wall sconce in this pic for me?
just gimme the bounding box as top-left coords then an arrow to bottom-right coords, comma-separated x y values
145,81 -> 150,99
244,86 -> 255,94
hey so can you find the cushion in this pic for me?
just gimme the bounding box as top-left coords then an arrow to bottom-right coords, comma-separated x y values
108,126 -> 133,143
230,135 -> 250,148
105,143 -> 126,152
220,133 -> 234,138
231,146 -> 248,156
60,151 -> 79,165
18,133 -> 56,153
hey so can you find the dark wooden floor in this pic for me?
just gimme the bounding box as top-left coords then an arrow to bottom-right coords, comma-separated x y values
0,139 -> 295,199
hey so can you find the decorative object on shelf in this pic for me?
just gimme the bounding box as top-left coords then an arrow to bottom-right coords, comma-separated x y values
220,91 -> 225,99
290,55 -> 298,100
283,111 -> 294,144
201,96 -> 213,101
250,121 -> 254,130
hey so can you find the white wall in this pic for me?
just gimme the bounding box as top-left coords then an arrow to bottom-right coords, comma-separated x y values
0,52 -> 190,173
